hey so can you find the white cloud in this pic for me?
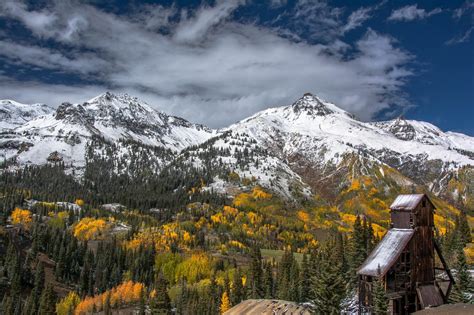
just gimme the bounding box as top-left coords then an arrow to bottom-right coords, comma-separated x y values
0,1 -> 57,37
342,7 -> 373,33
446,26 -> 473,45
0,40 -> 107,74
452,1 -> 474,19
269,0 -> 287,8
0,0 -> 413,127
174,0 -> 245,43
388,5 -> 442,22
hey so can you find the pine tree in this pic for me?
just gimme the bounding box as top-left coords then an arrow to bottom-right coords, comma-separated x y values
249,246 -> 264,298
31,262 -> 45,313
2,294 -> 13,315
457,210 -> 472,246
372,266 -> 388,315
208,273 -> 220,315
139,286 -> 146,315
263,261 -> 274,299
311,241 -> 346,314
150,272 -> 171,314
38,284 -> 56,315
349,215 -> 368,285
289,258 -> 300,302
220,291 -> 231,314
231,268 -> 244,305
450,245 -> 473,303
366,220 -> 376,253
299,254 -> 311,302
23,294 -> 34,315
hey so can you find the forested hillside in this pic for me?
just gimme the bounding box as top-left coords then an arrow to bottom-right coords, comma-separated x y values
0,162 -> 472,314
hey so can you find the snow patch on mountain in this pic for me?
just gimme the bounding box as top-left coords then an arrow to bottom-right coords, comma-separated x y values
0,100 -> 54,131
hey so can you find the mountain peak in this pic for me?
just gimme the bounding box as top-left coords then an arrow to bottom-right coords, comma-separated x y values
387,116 -> 416,141
291,93 -> 334,116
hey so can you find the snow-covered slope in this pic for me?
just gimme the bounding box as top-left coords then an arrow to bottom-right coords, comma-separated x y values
0,100 -> 53,131
1,92 -> 216,167
200,93 -> 474,199
228,93 -> 473,168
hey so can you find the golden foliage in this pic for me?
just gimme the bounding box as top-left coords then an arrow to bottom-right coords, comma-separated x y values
228,240 -> 246,249
74,281 -> 143,314
125,223 -> 193,252
56,291 -> 80,315
73,217 -> 109,241
434,214 -> 454,235
247,212 -> 262,225
223,206 -> 239,217
347,179 -> 361,192
233,192 -> 253,208
174,253 -> 212,283
75,199 -> 85,207
297,210 -> 310,223
252,186 -> 272,199
220,291 -> 231,314
11,208 -> 32,229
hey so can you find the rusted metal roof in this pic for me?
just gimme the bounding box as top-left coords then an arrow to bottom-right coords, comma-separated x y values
390,194 -> 425,210
358,228 -> 414,277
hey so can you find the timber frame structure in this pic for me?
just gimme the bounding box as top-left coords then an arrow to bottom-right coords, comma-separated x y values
357,194 -> 454,314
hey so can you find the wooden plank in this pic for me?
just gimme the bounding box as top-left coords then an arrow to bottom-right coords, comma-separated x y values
417,285 -> 444,308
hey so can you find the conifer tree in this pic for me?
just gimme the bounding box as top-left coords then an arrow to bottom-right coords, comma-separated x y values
311,241 -> 346,314
349,215 -> 368,284
249,246 -> 264,298
450,245 -> 473,303
457,210 -> 472,246
23,294 -> 34,315
231,268 -> 244,305
151,272 -> 172,314
31,262 -> 45,313
139,286 -> 146,315
38,284 -> 56,315
299,254 -> 311,302
372,266 -> 388,315
263,261 -> 274,299
2,294 -> 13,315
289,258 -> 300,302
209,272 -> 221,315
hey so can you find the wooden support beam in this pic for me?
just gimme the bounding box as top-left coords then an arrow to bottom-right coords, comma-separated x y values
433,240 -> 455,302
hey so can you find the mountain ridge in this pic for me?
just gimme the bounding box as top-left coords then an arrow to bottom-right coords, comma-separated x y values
0,92 -> 473,209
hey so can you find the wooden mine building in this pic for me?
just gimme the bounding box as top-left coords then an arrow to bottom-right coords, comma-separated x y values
358,194 -> 454,314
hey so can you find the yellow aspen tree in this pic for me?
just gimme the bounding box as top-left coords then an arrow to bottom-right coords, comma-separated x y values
220,291 -> 231,314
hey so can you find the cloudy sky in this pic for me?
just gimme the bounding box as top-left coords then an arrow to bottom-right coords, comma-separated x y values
0,0 -> 472,134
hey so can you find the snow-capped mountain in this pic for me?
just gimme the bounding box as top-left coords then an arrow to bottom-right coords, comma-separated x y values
0,92 -> 216,168
0,92 -> 473,204
228,93 -> 472,168
224,94 -> 473,199
0,100 -> 53,131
